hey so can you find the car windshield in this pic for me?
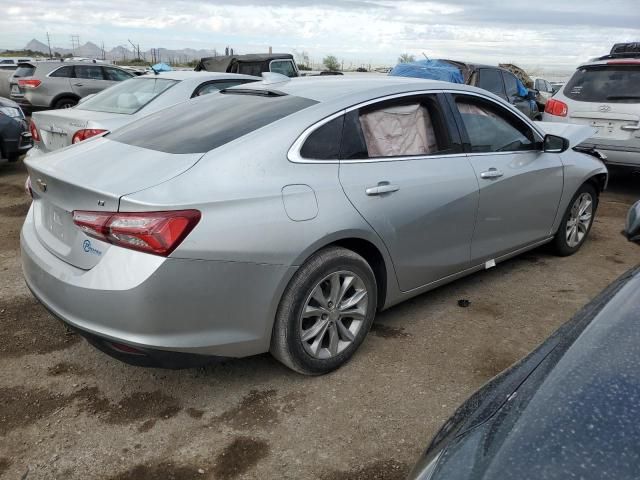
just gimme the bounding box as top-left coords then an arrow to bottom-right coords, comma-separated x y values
76,77 -> 179,114
564,65 -> 640,103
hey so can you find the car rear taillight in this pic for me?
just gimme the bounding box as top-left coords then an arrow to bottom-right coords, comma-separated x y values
18,79 -> 41,89
545,98 -> 568,117
72,129 -> 108,144
72,210 -> 201,256
29,119 -> 40,142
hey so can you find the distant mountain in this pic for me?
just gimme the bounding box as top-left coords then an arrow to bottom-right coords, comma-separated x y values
22,38 -> 222,63
25,39 -> 50,54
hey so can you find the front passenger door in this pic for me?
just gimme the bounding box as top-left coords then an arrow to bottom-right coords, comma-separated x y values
450,94 -> 563,263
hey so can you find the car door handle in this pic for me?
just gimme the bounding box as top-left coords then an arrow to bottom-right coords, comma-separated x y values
365,182 -> 400,196
621,124 -> 640,131
480,168 -> 504,179
73,83 -> 84,86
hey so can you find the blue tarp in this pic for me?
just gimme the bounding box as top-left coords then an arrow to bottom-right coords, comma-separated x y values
151,62 -> 172,72
389,59 -> 464,83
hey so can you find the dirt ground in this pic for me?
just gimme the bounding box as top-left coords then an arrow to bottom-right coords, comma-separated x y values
0,159 -> 638,480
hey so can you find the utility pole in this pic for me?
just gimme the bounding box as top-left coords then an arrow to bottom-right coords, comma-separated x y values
71,35 -> 80,55
100,41 -> 106,61
46,32 -> 53,59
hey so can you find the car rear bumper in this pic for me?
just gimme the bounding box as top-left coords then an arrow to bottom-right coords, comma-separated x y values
579,143 -> 640,167
21,206 -> 295,361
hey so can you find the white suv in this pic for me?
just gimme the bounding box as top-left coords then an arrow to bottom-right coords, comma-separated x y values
543,54 -> 640,168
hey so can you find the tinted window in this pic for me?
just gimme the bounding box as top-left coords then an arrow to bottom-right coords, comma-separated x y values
271,60 -> 296,77
353,94 -> 455,158
300,116 -> 344,160
13,64 -> 35,77
456,97 -> 536,153
564,66 -> 640,103
0,60 -> 13,64
237,62 -> 265,77
75,65 -> 104,80
109,92 -> 317,154
77,78 -> 178,114
503,72 -> 519,98
104,67 -> 132,81
49,66 -> 74,78
478,69 -> 505,97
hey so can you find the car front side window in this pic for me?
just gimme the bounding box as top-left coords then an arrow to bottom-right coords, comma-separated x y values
271,60 -> 297,78
455,96 -> 537,153
477,69 -> 505,98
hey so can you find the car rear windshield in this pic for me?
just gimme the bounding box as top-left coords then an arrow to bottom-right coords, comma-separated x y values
76,77 -> 178,115
13,64 -> 35,78
109,92 -> 317,154
564,65 -> 640,103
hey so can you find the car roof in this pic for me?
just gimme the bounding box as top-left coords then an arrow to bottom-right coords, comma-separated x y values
231,75 -> 471,103
136,71 -> 259,81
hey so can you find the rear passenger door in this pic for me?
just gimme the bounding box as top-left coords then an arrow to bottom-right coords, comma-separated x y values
71,65 -> 112,96
449,93 -> 563,262
334,93 -> 479,291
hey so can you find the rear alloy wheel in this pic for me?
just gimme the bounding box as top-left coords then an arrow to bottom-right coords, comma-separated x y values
54,98 -> 77,109
271,247 -> 377,375
552,184 -> 597,256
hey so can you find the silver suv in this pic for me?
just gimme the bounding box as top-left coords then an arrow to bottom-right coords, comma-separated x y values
543,53 -> 640,168
9,61 -> 134,112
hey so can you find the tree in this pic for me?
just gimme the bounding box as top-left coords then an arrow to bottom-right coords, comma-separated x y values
323,55 -> 340,72
398,53 -> 415,64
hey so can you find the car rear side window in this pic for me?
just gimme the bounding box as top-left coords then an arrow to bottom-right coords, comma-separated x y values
477,69 -> 505,97
455,96 -> 536,153
49,66 -> 74,78
300,115 -> 344,160
109,92 -> 317,154
564,65 -> 640,103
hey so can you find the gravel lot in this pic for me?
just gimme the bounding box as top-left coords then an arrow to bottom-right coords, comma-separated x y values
1,159 -> 638,480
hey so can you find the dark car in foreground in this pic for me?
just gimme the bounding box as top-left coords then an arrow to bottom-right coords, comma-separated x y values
0,96 -> 31,161
408,201 -> 640,480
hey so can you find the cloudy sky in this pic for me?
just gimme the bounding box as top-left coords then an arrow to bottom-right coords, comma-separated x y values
1,0 -> 639,71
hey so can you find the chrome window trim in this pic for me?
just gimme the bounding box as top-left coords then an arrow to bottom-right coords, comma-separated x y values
287,88 -> 545,164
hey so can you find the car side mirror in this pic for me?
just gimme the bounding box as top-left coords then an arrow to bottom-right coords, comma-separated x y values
624,200 -> 640,244
543,134 -> 569,153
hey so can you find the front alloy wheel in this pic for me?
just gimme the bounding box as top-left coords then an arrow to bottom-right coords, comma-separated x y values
566,192 -> 593,247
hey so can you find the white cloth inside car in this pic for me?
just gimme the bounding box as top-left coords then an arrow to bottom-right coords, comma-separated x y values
359,103 -> 437,157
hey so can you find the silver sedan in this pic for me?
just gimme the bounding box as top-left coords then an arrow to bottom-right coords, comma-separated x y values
21,76 -> 607,375
27,71 -> 259,157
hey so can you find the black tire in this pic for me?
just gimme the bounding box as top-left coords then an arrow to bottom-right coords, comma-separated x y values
551,183 -> 598,256
53,97 -> 78,109
270,247 -> 377,375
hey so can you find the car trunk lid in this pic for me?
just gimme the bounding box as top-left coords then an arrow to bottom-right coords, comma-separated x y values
25,137 -> 204,269
32,109 -> 124,153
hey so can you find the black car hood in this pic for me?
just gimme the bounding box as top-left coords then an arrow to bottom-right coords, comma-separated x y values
423,266 -> 640,480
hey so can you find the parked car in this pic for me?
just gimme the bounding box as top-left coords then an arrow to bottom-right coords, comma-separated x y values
543,49 -> 640,168
550,81 -> 565,94
195,53 -> 300,78
27,71 -> 260,156
390,60 -> 540,120
531,76 -> 555,109
408,201 -> 640,480
0,96 -> 31,161
21,77 -> 606,374
9,61 -> 135,112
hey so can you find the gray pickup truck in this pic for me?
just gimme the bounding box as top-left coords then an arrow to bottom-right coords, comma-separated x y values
195,53 -> 300,78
